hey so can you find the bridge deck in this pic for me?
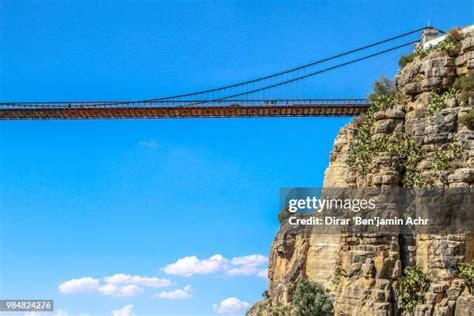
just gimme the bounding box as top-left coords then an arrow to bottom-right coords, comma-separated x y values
0,100 -> 369,120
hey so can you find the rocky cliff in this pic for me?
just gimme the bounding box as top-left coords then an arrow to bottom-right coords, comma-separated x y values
249,26 -> 474,316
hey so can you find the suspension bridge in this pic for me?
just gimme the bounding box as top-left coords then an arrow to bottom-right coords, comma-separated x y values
0,27 -> 443,120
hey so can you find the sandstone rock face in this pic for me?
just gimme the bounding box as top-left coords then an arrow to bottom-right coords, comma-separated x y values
268,226 -> 310,305
305,126 -> 355,290
454,296 -> 474,316
249,28 -> 474,316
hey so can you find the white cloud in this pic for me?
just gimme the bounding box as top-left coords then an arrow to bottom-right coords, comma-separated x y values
163,254 -> 229,277
212,297 -> 250,314
227,255 -> 268,277
58,277 -> 100,294
112,305 -> 135,316
98,284 -> 143,297
59,273 -> 170,298
227,266 -> 259,276
256,268 -> 268,279
154,285 -> 193,300
138,140 -> 157,148
104,274 -> 171,288
230,254 -> 268,267
163,254 -> 268,278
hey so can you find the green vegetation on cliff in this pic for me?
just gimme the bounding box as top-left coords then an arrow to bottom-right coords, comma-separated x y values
292,278 -> 334,316
453,71 -> 474,104
457,262 -> 474,294
246,279 -> 333,316
348,78 -> 430,186
437,28 -> 462,55
347,77 -> 399,175
431,142 -> 465,171
399,47 -> 430,69
427,89 -> 456,115
399,53 -> 415,68
331,267 -> 345,287
277,207 -> 291,224
460,109 -> 474,129
397,266 -> 431,312
399,28 -> 463,70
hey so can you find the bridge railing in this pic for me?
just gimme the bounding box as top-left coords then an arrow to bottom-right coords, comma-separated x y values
0,99 -> 369,109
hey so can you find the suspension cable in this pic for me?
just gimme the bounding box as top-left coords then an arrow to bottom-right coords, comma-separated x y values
9,26 -> 444,107
145,26 -> 440,101
85,26 -> 437,106
189,39 -> 419,105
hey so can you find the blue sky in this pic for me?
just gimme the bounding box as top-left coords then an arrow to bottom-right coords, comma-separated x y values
0,1 -> 472,315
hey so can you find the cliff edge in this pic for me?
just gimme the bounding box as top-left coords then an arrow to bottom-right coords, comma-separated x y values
249,26 -> 474,316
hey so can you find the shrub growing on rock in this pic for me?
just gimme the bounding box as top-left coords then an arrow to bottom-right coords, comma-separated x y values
457,262 -> 474,294
399,48 -> 431,69
437,28 -> 462,55
459,109 -> 474,129
427,89 -> 456,116
431,142 -> 465,171
292,278 -> 333,316
447,28 -> 463,42
399,53 -> 415,68
398,266 -> 430,312
415,47 -> 431,59
332,267 -> 346,287
453,71 -> 474,104
348,77 -> 400,176
367,77 -> 397,103
277,207 -> 291,224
